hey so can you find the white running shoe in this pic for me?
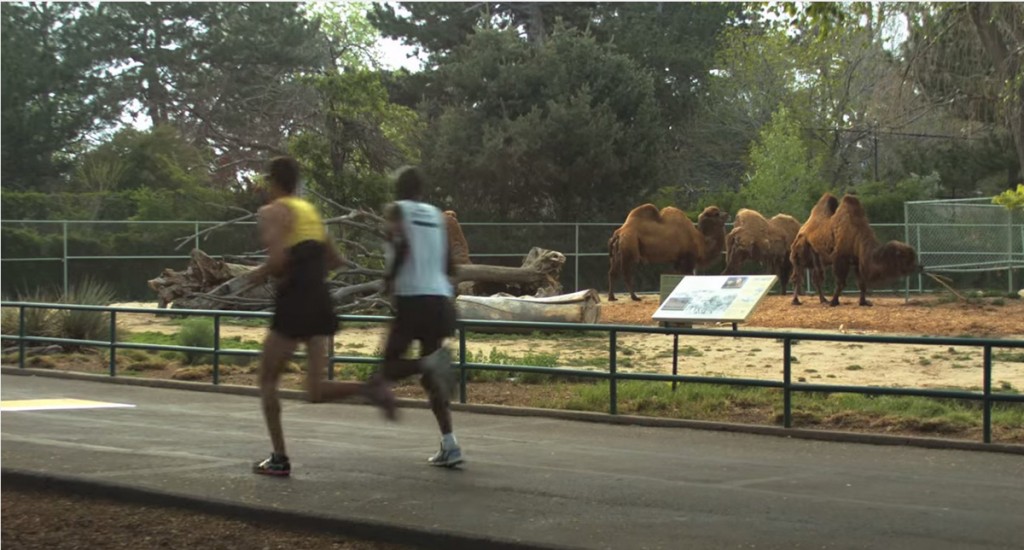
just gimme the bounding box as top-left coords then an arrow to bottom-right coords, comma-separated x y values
428,444 -> 464,468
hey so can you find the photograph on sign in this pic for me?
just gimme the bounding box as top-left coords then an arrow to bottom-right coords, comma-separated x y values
652,275 -> 777,323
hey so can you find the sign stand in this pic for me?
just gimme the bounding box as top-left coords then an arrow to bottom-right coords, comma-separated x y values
654,274 -> 778,391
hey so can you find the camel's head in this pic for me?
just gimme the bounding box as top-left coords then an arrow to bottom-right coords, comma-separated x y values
873,241 -> 918,280
697,206 -> 729,227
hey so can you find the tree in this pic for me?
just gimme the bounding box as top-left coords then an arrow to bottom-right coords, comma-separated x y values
1,3 -> 120,191
741,106 -> 825,219
287,3 -> 422,209
418,28 -> 664,222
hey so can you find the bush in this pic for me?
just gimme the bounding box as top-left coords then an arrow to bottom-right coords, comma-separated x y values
54,277 -> 117,345
2,287 -> 60,339
177,318 -> 215,365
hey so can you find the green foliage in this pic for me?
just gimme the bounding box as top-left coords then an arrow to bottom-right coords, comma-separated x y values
421,28 -> 665,221
177,318 -> 215,365
742,106 -> 825,218
1,287 -> 60,338
853,172 -> 941,223
993,184 -> 1024,211
54,278 -> 117,345
73,126 -> 212,192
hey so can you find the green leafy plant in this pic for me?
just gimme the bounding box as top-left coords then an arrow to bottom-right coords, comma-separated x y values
177,318 -> 215,365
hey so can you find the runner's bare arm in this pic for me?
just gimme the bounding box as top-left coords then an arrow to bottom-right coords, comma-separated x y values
382,203 -> 408,296
249,203 -> 292,281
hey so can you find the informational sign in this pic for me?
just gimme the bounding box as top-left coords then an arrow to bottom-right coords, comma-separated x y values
652,275 -> 777,324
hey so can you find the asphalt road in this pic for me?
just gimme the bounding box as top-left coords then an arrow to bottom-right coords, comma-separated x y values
2,374 -> 1022,550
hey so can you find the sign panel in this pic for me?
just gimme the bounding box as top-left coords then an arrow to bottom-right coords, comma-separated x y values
652,275 -> 777,324
0,398 -> 135,412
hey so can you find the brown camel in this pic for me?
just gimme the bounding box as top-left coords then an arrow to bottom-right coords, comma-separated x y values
790,193 -> 840,305
826,195 -> 919,306
722,208 -> 802,295
443,210 -> 471,265
607,204 -> 729,301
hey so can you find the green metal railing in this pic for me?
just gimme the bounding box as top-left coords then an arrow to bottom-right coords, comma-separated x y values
2,301 -> 1022,444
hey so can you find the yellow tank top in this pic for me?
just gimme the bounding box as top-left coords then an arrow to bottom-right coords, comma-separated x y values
275,196 -> 326,247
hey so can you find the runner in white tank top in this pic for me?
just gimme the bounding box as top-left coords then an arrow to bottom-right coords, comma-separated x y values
368,166 -> 464,468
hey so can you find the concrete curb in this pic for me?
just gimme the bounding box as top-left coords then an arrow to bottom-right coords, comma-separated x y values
4,366 -> 1022,456
2,468 -> 569,550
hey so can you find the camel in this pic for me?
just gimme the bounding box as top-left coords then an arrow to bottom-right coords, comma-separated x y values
790,193 -> 840,305
607,204 -> 729,301
443,210 -> 471,265
721,208 -> 802,295
826,194 -> 919,306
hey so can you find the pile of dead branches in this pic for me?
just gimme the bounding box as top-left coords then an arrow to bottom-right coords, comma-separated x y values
148,194 -> 566,314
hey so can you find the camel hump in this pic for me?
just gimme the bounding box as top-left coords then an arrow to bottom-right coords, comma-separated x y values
838,194 -> 866,217
825,194 -> 840,214
625,203 -> 663,222
734,208 -> 766,225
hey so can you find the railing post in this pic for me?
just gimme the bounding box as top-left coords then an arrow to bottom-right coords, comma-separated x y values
459,326 -> 467,404
1007,211 -> 1014,296
915,224 -> 923,293
194,222 -> 201,252
574,224 -> 580,292
783,338 -> 792,428
671,333 -> 679,392
609,330 -> 618,415
108,310 -> 117,377
62,222 -> 69,297
18,305 -> 26,368
327,333 -> 335,381
983,345 -> 992,444
212,314 -> 221,385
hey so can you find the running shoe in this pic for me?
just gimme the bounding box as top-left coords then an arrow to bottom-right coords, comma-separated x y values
253,453 -> 291,476
427,444 -> 464,468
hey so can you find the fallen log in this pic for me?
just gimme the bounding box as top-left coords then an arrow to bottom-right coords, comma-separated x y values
456,289 -> 601,333
458,248 -> 565,297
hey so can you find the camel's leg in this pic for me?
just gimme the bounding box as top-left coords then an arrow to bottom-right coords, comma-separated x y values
624,260 -> 641,301
830,257 -> 851,307
778,259 -> 791,296
790,254 -> 804,306
854,264 -> 873,306
810,254 -> 828,304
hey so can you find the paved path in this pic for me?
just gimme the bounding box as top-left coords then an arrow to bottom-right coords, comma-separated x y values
2,374 -> 1022,550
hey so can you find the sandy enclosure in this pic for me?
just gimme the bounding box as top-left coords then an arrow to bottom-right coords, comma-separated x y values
111,294 -> 1024,391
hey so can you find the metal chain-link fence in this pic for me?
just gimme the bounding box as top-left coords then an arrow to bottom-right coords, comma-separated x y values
905,198 -> 1024,294
4,200 -> 1022,300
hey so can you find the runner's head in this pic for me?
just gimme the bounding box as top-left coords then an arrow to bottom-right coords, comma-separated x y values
266,156 -> 300,200
394,165 -> 426,201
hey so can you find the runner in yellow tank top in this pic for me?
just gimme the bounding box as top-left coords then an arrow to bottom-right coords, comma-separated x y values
246,157 -> 395,477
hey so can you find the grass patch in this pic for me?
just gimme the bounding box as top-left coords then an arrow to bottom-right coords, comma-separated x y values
918,357 -> 932,366
846,365 -> 863,371
546,382 -> 1024,435
994,351 -> 1024,363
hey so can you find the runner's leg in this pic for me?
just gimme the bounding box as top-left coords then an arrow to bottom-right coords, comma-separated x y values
259,330 -> 298,457
304,335 -> 365,402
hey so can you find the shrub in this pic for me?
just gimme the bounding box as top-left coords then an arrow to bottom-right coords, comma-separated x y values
177,317 -> 215,365
54,277 -> 117,345
2,287 -> 60,340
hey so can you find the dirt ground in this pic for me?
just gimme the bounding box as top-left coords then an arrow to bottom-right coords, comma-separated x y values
0,486 -> 411,550
108,295 -> 1024,392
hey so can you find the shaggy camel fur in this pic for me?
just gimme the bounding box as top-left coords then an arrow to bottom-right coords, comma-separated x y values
827,195 -> 919,306
443,210 -> 471,265
607,204 -> 729,301
790,193 -> 840,305
722,208 -> 801,295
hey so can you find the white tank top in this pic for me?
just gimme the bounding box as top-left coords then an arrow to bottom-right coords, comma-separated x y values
389,200 -> 453,297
